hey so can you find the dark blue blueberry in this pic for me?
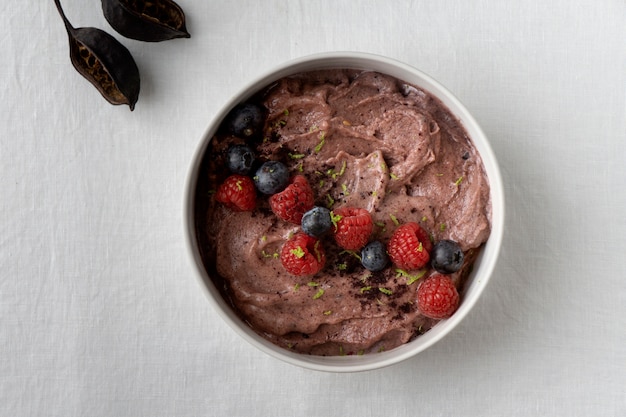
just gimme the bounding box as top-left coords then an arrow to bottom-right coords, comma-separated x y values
431,240 -> 464,274
227,103 -> 265,139
253,161 -> 289,195
360,241 -> 389,272
301,206 -> 332,237
226,144 -> 256,175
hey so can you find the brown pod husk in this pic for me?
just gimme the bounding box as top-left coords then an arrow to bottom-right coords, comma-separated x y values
54,0 -> 140,110
102,0 -> 190,42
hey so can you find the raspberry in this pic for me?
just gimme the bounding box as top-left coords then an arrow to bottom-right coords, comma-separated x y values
417,274 -> 459,319
332,207 -> 373,250
215,174 -> 256,211
280,232 -> 326,276
269,175 -> 315,224
387,222 -> 432,270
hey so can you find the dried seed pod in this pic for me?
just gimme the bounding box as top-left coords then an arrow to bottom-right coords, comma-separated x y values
54,0 -> 140,110
102,0 -> 191,42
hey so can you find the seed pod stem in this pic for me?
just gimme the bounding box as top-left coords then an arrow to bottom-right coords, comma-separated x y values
54,0 -> 141,110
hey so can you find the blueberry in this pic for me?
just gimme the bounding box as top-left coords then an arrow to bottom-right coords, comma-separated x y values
226,144 -> 256,175
254,161 -> 289,195
360,241 -> 389,272
431,240 -> 464,274
227,103 -> 265,139
301,206 -> 332,237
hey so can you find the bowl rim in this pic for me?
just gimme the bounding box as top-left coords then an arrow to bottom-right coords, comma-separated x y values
184,51 -> 505,373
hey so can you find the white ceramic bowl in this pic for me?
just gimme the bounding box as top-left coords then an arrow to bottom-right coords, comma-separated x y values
184,52 -> 504,372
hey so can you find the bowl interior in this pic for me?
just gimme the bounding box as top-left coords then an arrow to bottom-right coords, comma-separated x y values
185,52 -> 504,372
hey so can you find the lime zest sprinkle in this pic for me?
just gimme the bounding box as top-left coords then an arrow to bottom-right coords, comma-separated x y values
330,211 -> 342,230
395,268 -> 426,285
440,223 -> 447,231
336,160 -> 347,178
323,310 -> 332,315
283,109 -> 289,116
342,120 -> 351,126
326,194 -> 335,208
455,176 -> 464,186
337,263 -> 347,271
416,242 -> 423,252
261,250 -> 272,258
436,173 -> 444,177
421,216 -> 428,222
375,221 -> 385,227
313,288 -> 325,299
314,132 -> 326,152
288,152 -> 306,159
389,214 -> 400,226
390,172 -> 399,180
273,252 -> 279,259
297,162 -> 304,172
294,283 -> 300,291
341,183 -> 349,195
207,189 -> 216,195
261,235 -> 267,242
307,281 -> 319,287
380,162 -> 387,172
340,250 -> 361,261
309,125 -> 319,132
291,246 -> 305,258
360,286 -> 373,293
379,287 -> 393,296
378,346 -> 385,353
313,240 -> 323,262
253,175 -> 259,181
319,180 -> 325,187
235,180 -> 243,191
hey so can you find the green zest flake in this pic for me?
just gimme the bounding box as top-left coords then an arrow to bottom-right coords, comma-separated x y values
360,286 -> 372,293
341,183 -> 349,195
235,180 -> 243,190
337,263 -> 347,271
416,242 -> 423,252
261,250 -> 271,258
390,172 -> 399,180
288,152 -> 306,159
421,216 -> 428,222
207,189 -> 216,195
318,180 -> 325,188
389,214 -> 400,226
378,346 -> 385,353
307,281 -> 319,287
379,287 -> 393,296
331,160 -> 347,180
375,221 -> 385,228
287,343 -> 293,349
314,170 -> 324,176
436,173 -> 444,177
297,162 -> 304,172
314,132 -> 326,152
440,223 -> 447,231
326,194 -> 335,208
313,240 -> 323,262
406,270 -> 426,285
313,288 -> 325,299
273,252 -> 279,259
309,125 -> 319,133
291,246 -> 306,258
380,162 -> 387,172
371,190 -> 377,198
283,109 -> 289,116
253,175 -> 259,181
455,176 -> 464,186
261,235 -> 267,242
396,268 -> 426,285
330,211 -> 342,230
294,283 -> 300,291
323,310 -> 332,315
340,250 -> 361,261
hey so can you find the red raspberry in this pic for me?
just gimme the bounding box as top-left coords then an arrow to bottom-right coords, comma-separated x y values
387,222 -> 432,270
269,175 -> 315,224
280,232 -> 326,276
215,174 -> 256,211
332,207 -> 373,250
417,274 -> 460,319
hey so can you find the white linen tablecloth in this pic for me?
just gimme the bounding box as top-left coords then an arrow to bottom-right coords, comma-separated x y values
1,0 -> 625,415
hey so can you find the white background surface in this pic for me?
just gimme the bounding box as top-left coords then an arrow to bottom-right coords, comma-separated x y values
2,0 -> 625,415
